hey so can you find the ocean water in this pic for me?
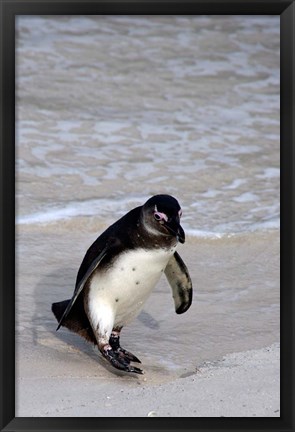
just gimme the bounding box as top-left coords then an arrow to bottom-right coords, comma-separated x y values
15,15 -> 280,398
16,15 -> 280,236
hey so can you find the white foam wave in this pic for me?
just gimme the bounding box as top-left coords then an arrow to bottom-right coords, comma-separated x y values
16,197 -> 280,240
16,196 -> 150,226
186,216 -> 279,238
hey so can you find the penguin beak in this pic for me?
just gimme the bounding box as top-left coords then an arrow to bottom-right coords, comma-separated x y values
164,219 -> 185,244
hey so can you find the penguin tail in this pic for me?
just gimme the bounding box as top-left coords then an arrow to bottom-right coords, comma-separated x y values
51,298 -> 97,345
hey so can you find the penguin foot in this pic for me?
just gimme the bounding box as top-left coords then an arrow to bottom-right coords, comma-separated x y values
115,347 -> 141,364
109,329 -> 141,363
101,345 -> 143,374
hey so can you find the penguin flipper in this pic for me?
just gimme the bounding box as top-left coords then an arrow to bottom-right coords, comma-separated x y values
56,247 -> 108,330
164,251 -> 193,314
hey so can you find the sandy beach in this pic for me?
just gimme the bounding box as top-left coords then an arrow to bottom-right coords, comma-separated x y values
16,226 -> 280,417
17,343 -> 280,417
15,15 -> 280,418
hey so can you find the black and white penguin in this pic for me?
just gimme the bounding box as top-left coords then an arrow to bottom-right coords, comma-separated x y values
52,194 -> 192,374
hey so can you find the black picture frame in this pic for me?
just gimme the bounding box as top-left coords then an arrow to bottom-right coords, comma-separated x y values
1,1 -> 294,431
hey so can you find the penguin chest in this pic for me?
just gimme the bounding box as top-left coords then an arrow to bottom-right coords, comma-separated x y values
88,247 -> 176,326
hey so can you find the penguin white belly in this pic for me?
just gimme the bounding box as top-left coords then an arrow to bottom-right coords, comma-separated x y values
87,247 -> 176,336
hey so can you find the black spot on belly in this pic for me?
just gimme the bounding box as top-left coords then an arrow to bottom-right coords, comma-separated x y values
115,298 -> 119,302
136,281 -> 140,285
132,267 -> 136,271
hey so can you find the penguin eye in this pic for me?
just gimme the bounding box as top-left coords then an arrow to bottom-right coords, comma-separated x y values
154,212 -> 168,222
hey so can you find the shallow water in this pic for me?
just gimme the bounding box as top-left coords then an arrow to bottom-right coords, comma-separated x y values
16,15 -> 279,235
15,15 -> 280,393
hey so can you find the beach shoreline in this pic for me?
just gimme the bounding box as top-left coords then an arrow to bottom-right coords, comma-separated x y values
16,226 -> 280,417
15,15 -> 280,419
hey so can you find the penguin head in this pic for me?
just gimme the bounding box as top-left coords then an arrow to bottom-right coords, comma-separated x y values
142,194 -> 185,244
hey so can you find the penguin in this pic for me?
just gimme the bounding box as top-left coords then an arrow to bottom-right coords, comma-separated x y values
52,194 -> 192,374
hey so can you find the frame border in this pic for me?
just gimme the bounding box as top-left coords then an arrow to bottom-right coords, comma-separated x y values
1,1 -> 294,431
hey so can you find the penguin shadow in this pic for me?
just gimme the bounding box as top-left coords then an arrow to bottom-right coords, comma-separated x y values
32,267 -> 161,378
137,310 -> 160,330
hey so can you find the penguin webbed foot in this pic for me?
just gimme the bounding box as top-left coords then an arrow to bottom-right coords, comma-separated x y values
101,345 -> 143,374
115,347 -> 141,364
109,329 -> 141,364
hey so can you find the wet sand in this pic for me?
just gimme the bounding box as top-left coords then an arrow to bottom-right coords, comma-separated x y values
16,343 -> 279,417
15,224 -> 280,417
15,14 -> 280,419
